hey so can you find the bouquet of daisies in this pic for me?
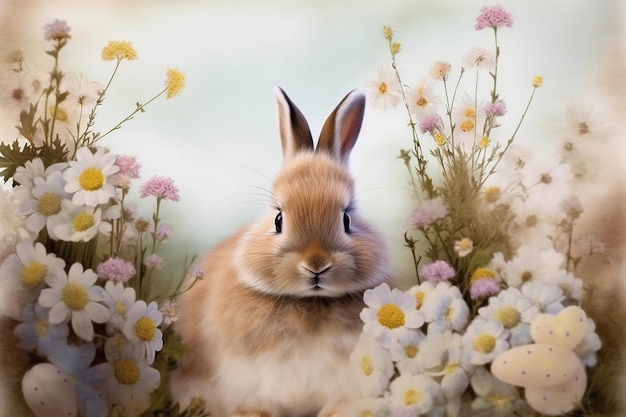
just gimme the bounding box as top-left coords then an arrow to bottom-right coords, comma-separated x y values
347,5 -> 605,417
0,20 -> 205,417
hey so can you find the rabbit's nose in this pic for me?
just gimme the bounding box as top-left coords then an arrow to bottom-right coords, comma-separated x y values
301,241 -> 332,273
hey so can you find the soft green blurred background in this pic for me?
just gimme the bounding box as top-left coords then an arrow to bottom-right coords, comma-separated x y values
0,0 -> 622,287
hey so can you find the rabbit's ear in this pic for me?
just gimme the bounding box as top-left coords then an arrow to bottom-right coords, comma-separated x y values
274,87 -> 314,161
317,89 -> 366,164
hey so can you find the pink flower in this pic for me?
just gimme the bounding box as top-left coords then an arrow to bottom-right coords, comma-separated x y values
188,263 -> 205,280
159,299 -> 179,325
145,254 -> 164,269
44,20 -> 71,41
484,101 -> 507,117
409,197 -> 448,229
156,224 -> 173,241
114,155 -> 141,178
140,176 -> 180,202
470,278 -> 500,299
420,260 -> 456,283
418,113 -> 443,134
464,48 -> 496,69
560,195 -> 583,218
475,5 -> 514,31
97,257 -> 136,282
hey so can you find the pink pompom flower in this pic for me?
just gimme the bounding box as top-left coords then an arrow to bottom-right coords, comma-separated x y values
475,5 -> 514,31
420,260 -> 456,283
97,257 -> 136,282
140,176 -> 180,202
44,20 -> 71,41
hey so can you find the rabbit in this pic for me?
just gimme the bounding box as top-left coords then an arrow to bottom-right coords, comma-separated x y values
169,87 -> 393,417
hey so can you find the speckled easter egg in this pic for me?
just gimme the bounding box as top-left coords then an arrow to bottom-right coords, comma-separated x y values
530,306 -> 588,349
491,343 -> 579,388
524,357 -> 586,415
22,363 -> 77,417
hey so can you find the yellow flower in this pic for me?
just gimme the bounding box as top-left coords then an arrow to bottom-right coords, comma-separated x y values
532,75 -> 544,88
101,41 -> 138,62
383,26 -> 394,40
478,136 -> 490,149
434,133 -> 447,146
165,68 -> 185,99
391,42 -> 402,56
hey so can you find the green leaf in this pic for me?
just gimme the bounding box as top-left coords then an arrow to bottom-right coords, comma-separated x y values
0,140 -> 36,184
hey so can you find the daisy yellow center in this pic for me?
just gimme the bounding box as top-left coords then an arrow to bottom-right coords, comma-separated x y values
34,320 -> 50,336
483,186 -> 501,203
78,167 -> 105,191
489,394 -> 513,410
116,300 -> 128,316
20,262 -> 48,287
73,212 -> 95,232
414,292 -> 425,310
470,268 -> 497,283
495,307 -> 521,329
378,82 -> 388,95
540,173 -> 553,184
404,345 -> 418,359
62,282 -> 89,311
135,316 -> 156,341
415,96 -> 428,107
445,306 -> 455,321
577,122 -> 589,135
460,119 -> 475,132
49,105 -> 68,122
434,133 -> 446,146
377,304 -> 405,329
473,333 -> 496,354
521,271 -> 533,282
360,355 -> 374,376
445,363 -> 460,375
464,108 -> 475,118
114,359 -> 140,385
37,192 -> 62,216
404,389 -> 423,406
457,238 -> 472,251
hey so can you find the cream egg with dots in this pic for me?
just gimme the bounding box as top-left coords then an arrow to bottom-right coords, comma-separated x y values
491,305 -> 590,416
22,363 -> 77,417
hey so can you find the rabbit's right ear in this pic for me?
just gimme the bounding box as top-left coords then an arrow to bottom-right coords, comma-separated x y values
274,87 -> 314,161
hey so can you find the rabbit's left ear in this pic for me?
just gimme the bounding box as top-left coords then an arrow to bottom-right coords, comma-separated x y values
274,86 -> 314,162
317,89 -> 366,165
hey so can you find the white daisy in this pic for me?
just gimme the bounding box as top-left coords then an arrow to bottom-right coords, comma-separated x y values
388,373 -> 439,415
420,282 -> 469,333
406,80 -> 440,119
520,153 -> 573,210
451,94 -> 487,150
462,317 -> 509,365
349,332 -> 394,397
493,245 -> 565,288
361,283 -> 424,348
94,343 -> 160,417
408,281 -> 437,312
0,188 -> 32,263
122,300 -> 164,364
0,240 -> 66,318
508,194 -> 562,249
520,281 -> 565,314
38,262 -> 110,341
544,271 -> 583,302
365,67 -> 403,110
18,169 -> 70,233
103,281 -> 137,332
478,287 -> 539,346
436,333 -> 473,402
48,199 -> 102,242
495,145 -> 533,178
388,329 -> 427,374
470,366 -> 530,417
63,147 -> 119,207
414,330 -> 454,373
13,303 -> 69,357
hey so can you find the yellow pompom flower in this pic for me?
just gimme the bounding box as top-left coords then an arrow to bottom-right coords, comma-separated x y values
532,75 -> 544,88
391,42 -> 402,56
383,26 -> 394,40
102,41 -> 138,62
165,68 -> 185,99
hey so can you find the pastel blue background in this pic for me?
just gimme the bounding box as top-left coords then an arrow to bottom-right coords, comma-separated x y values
1,0 -> 622,286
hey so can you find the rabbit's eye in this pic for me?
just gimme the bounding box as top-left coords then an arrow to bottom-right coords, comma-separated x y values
343,211 -> 351,233
275,212 -> 282,233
